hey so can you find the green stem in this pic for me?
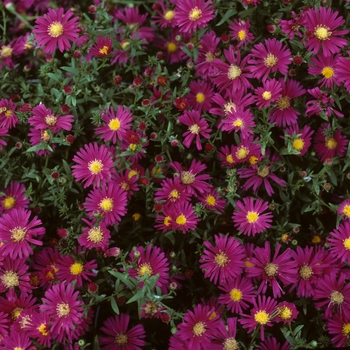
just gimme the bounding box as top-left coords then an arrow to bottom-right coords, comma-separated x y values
6,5 -> 34,29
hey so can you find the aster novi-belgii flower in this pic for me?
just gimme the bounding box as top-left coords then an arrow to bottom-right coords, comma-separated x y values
328,221 -> 350,263
0,181 -> 29,213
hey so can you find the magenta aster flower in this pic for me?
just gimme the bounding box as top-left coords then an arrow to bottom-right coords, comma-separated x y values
218,275 -> 255,314
114,169 -> 139,199
33,8 -> 80,54
95,105 -> 134,144
0,127 -> 9,151
177,303 -> 220,349
234,136 -> 262,164
248,38 -> 292,81
199,234 -> 245,285
27,127 -> 55,156
0,257 -> 31,293
313,123 -> 348,162
186,80 -> 214,113
239,295 -> 278,341
84,183 -> 128,227
336,54 -> 350,92
313,273 -> 350,319
337,200 -> 350,221
308,54 -> 341,88
0,311 -> 8,343
0,181 -> 29,213
86,36 -> 113,61
0,332 -> 34,350
154,177 -> 191,207
198,187 -> 226,213
128,245 -> 170,293
211,318 -> 239,350
247,242 -> 297,298
273,301 -> 299,325
0,98 -> 18,129
229,19 -> 254,47
72,143 -> 115,188
254,78 -> 282,108
40,283 -> 84,343
217,145 -> 237,167
328,221 -> 350,263
285,124 -> 314,156
259,337 -> 291,350
174,0 -> 215,33
178,110 -> 211,150
279,11 -> 305,40
0,208 -> 45,260
327,313 -> 350,348
27,312 -> 52,348
99,313 -> 146,350
211,46 -> 252,95
304,6 -> 348,57
151,1 -> 176,29
78,219 -> 111,251
28,104 -> 73,133
0,35 -> 26,69
232,197 -> 273,236
269,78 -> 306,127
170,201 -> 200,233
154,206 -> 174,233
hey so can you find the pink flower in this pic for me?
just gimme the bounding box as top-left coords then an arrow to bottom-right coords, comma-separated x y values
229,19 -> 254,47
284,124 -> 314,156
154,177 -> 191,207
186,80 -> 214,113
86,36 -> 113,61
198,187 -> 226,213
169,201 -> 200,233
335,54 -> 350,92
0,98 -> 18,129
328,221 -> 350,264
0,181 -> 29,213
327,313 -> 350,347
78,219 -> 111,252
308,54 -> 341,88
254,78 -> 282,108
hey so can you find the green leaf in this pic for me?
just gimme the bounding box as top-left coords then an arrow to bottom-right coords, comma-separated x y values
110,296 -> 119,314
62,159 -> 71,175
216,9 -> 236,26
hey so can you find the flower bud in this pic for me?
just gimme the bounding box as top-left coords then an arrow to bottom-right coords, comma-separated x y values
88,5 -> 97,13
114,75 -> 122,85
133,76 -> 143,87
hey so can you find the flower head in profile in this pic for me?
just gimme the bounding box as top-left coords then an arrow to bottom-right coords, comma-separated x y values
199,234 -> 245,285
175,0 -> 215,33
279,11 -> 305,40
27,312 -> 52,348
33,8 -> 80,54
304,6 -> 348,57
328,221 -> 350,264
232,197 -> 273,237
99,313 -> 146,350
306,88 -> 343,118
72,143 -> 115,188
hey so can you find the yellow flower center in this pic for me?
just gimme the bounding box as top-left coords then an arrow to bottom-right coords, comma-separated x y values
164,10 -> 175,21
279,306 -> 292,320
176,214 -> 187,225
233,119 -> 243,127
292,138 -> 305,151
10,227 -> 27,242
246,211 -> 259,223
264,53 -> 278,67
214,252 -> 229,267
238,30 -> 246,41
5,109 -> 12,117
1,270 -> 19,288
343,323 -> 350,336
167,42 -> 177,52
254,310 -> 269,325
343,205 -> 350,218
45,115 -> 57,126
189,124 -> 201,134
121,41 -> 130,50
226,154 -> 234,164
236,146 -> 249,159
128,170 -> 138,179
115,333 -> 128,346
88,159 -> 104,175
277,96 -> 290,110
12,307 -> 23,320
14,348 -> 23,350
193,321 -> 206,336
230,288 -> 242,302
138,263 -> 153,277
99,197 -> 113,212
41,130 -> 50,142
257,166 -> 269,178
132,213 -> 141,221
99,45 -> 109,55
322,66 -> 334,79
205,51 -> 215,62
330,290 -> 344,305
206,195 -> 216,206
228,65 -> 242,80
264,262 -> 278,276
3,196 -> 16,209
343,237 -> 350,250
223,338 -> 239,350
108,118 -> 121,131
169,189 -> 180,200
249,156 -> 259,165
38,323 -> 50,336
1,46 -> 13,57
224,102 -> 236,114
57,302 -> 70,317
181,171 -> 195,184
120,182 -> 129,191
163,216 -> 171,226
315,26 -> 332,40
88,227 -> 104,243
196,92 -> 206,103
299,265 -> 313,280
326,138 -> 337,150
48,22 -> 64,38
262,91 -> 272,100
70,262 -> 84,275
189,7 -> 202,21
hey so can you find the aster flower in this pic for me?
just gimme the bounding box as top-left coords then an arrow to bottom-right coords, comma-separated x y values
154,206 -> 174,233
211,45 -> 253,95
0,127 -> 8,151
336,54 -> 350,92
40,283 -> 84,343
313,273 -> 350,319
327,313 -> 350,348
0,36 -> 26,69
198,187 -> 226,213
114,169 -> 139,199
178,110 -> 212,150
78,219 -> 111,251
199,234 -> 245,285
239,295 -> 278,341
269,78 -> 306,127
86,36 -> 113,61
99,313 -> 146,350
313,123 -> 348,162
0,208 -> 45,259
0,98 -> 19,129
218,276 -> 255,314
0,311 -> 8,343
284,124 -> 314,156
279,11 -> 305,40
33,8 -> 79,54
328,221 -> 350,263
0,332 -> 34,350
337,200 -> 350,222
217,145 -> 237,168
128,245 -> 170,293
308,54 -> 341,88
273,301 -> 299,325
28,104 -> 73,133
186,80 -> 215,113
154,177 -> 191,207
72,143 -> 115,188
247,242 -> 297,298
211,318 -> 239,350
170,201 -> 200,234
229,19 -> 254,47
0,181 -> 29,213
259,337 -> 291,350
177,303 -> 220,350
152,1 -> 176,28
304,6 -> 348,57
248,38 -> 292,81
27,127 -> 55,156
174,0 -> 215,33
84,183 -> 128,227
27,312 -> 52,348
254,78 -> 282,109
95,105 -> 134,144
169,159 -> 211,196
234,136 -> 262,164
232,197 -> 273,236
